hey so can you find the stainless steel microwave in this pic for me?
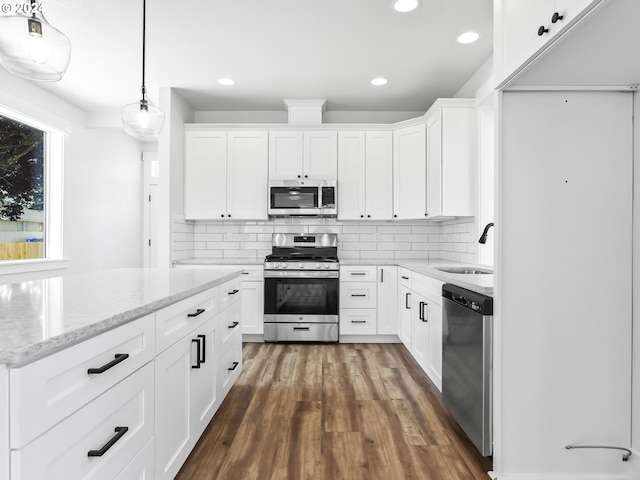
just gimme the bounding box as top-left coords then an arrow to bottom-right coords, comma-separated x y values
268,179 -> 337,217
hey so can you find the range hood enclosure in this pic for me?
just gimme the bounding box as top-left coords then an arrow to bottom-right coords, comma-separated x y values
283,99 -> 326,124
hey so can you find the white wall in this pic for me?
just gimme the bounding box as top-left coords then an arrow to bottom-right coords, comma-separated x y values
0,68 -> 144,279
194,110 -> 425,124
632,90 -> 640,477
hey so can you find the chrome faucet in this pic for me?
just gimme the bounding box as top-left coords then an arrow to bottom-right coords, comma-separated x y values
479,222 -> 494,244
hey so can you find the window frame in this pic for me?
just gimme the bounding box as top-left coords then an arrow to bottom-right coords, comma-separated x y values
0,105 -> 66,276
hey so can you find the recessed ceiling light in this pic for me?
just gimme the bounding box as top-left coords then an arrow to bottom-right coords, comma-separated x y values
218,78 -> 236,86
393,0 -> 419,13
371,77 -> 388,86
457,32 -> 480,44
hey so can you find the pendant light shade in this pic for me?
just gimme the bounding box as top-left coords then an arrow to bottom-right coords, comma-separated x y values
122,0 -> 164,141
122,95 -> 165,141
0,6 -> 71,81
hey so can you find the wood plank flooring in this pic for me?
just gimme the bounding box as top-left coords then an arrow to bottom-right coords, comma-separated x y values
176,342 -> 493,480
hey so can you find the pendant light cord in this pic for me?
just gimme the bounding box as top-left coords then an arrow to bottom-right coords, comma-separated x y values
141,0 -> 147,100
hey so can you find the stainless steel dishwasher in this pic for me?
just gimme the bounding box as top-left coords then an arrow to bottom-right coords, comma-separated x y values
442,283 -> 493,456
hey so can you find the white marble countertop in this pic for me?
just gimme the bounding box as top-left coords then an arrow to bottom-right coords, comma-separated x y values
340,258 -> 493,296
177,257 -> 493,295
0,268 -> 243,367
174,258 -> 264,266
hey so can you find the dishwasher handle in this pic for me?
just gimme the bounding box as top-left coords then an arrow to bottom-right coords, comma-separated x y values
452,294 -> 468,307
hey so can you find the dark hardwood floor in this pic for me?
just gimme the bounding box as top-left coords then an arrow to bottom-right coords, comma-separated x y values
176,342 -> 493,480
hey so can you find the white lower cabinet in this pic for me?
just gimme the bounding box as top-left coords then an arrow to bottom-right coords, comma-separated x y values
114,437 -> 154,480
339,266 -> 378,338
11,362 -> 154,480
377,266 -> 398,335
155,316 -> 219,480
404,273 -> 444,391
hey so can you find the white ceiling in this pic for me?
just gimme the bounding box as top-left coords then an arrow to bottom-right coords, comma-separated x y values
37,0 -> 493,117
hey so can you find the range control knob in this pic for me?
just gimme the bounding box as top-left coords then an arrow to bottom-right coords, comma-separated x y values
298,263 -> 304,268
316,263 -> 321,268
324,264 -> 330,269
281,263 -> 287,269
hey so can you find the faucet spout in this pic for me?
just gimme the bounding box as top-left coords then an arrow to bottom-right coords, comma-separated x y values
479,222 -> 494,244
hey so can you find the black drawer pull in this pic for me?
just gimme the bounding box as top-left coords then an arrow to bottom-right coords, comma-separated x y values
87,426 -> 128,457
87,353 -> 129,375
351,320 -> 367,324
242,271 -> 250,275
228,321 -> 240,329
228,289 -> 240,295
405,292 -> 411,309
401,275 -> 410,280
192,338 -> 202,369
187,308 -> 205,318
293,327 -> 310,331
351,293 -> 367,297
350,272 -> 366,276
228,361 -> 239,371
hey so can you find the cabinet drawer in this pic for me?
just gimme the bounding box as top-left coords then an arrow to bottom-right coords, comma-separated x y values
10,315 -> 155,448
340,265 -> 377,282
340,309 -> 377,335
220,276 -> 242,311
412,273 -> 444,304
11,362 -> 154,480
340,282 -> 377,309
399,268 -> 412,287
219,342 -> 242,399
237,265 -> 263,281
219,301 -> 242,355
115,437 -> 154,480
156,287 -> 219,354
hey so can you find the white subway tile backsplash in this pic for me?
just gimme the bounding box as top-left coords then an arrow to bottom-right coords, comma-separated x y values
172,217 -> 480,265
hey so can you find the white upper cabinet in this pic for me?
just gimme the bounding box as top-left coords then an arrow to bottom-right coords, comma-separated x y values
494,0 -> 601,86
393,124 -> 426,220
226,131 -> 269,220
184,129 -> 268,220
184,130 -> 227,220
269,131 -> 337,180
338,131 -> 392,220
426,101 -> 476,219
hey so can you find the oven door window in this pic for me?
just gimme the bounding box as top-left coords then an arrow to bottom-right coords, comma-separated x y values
264,278 -> 338,315
270,187 -> 318,209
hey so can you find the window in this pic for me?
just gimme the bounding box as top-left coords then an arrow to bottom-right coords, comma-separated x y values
0,108 -> 63,265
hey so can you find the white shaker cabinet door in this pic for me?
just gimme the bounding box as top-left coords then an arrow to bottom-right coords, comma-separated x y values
365,131 -> 393,220
393,124 -> 426,220
227,131 -> 268,220
268,131 -> 303,179
304,131 -> 338,179
184,130 -> 227,220
377,266 -> 398,335
337,131 -> 366,220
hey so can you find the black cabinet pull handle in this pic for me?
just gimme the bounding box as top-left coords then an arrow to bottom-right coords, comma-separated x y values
228,321 -> 239,329
197,334 -> 206,363
380,269 -> 384,283
351,320 -> 367,324
351,294 -> 367,297
405,292 -> 411,309
87,426 -> 128,457
242,271 -> 250,275
297,174 -> 301,178
187,308 -> 205,318
422,302 -> 428,322
401,275 -> 409,280
350,272 -> 366,276
87,353 -> 129,375
191,338 -> 202,369
228,289 -> 239,295
551,12 -> 563,23
360,214 -> 364,218
293,327 -> 310,331
537,25 -> 549,36
367,214 -> 371,218
418,301 -> 429,322
228,361 -> 239,371
220,214 -> 224,218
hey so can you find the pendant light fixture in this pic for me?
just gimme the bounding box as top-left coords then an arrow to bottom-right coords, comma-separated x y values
121,0 -> 165,141
0,0 -> 71,81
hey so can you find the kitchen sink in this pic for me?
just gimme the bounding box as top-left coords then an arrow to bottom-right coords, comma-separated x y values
433,266 -> 493,275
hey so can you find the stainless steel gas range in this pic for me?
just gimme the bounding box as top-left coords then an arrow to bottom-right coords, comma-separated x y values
263,233 -> 339,342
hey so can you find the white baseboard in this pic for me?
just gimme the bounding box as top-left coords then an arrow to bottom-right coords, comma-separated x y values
496,473 -> 629,480
339,335 -> 401,343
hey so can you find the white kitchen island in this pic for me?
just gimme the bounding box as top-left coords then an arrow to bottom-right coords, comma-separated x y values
0,267 -> 244,480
